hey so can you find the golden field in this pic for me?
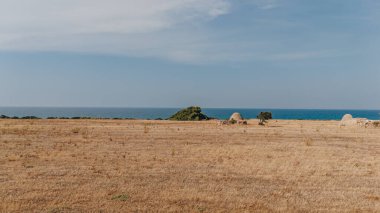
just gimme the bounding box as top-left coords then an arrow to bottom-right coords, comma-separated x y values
0,119 -> 379,212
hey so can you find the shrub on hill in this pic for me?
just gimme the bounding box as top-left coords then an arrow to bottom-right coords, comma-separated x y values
169,106 -> 209,121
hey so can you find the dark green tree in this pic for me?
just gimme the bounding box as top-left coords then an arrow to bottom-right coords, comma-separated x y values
257,112 -> 272,125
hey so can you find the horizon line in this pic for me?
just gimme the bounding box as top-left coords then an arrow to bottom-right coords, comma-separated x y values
1,106 -> 379,111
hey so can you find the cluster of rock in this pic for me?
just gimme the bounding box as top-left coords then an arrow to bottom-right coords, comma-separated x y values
218,112 -> 247,125
339,114 -> 379,128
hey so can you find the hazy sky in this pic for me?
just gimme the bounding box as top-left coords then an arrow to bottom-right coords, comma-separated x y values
1,0 -> 379,109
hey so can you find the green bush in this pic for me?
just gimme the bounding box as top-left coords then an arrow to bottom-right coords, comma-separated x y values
257,112 -> 272,125
21,116 -> 40,119
229,119 -> 237,124
111,194 -> 129,201
169,106 -> 209,121
257,112 -> 272,120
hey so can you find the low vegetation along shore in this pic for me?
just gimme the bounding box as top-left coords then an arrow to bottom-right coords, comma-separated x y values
1,118 -> 379,212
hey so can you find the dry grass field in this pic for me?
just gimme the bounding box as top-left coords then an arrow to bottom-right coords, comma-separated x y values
0,119 -> 379,212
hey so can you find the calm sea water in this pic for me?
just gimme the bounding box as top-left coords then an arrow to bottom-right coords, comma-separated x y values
0,107 -> 379,120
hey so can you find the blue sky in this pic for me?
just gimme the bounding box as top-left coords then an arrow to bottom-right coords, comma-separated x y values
1,0 -> 379,109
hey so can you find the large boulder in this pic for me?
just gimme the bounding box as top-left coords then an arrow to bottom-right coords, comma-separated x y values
218,113 -> 247,125
169,106 -> 209,121
339,114 -> 369,127
339,114 -> 353,126
341,114 -> 353,122
229,112 -> 243,121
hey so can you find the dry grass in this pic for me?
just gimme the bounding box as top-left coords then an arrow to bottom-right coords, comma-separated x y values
0,119 -> 379,212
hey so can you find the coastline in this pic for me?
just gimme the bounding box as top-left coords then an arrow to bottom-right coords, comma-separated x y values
1,107 -> 380,120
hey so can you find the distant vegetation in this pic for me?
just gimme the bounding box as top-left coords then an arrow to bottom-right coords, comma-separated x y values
257,112 -> 272,125
1,115 -> 40,119
0,115 -> 136,120
169,106 -> 209,121
21,116 -> 41,119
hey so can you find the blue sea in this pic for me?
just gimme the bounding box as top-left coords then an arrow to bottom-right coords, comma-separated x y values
0,107 -> 379,120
